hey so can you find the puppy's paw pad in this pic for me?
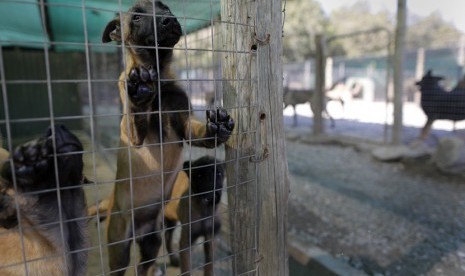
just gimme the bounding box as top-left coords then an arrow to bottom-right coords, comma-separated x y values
127,66 -> 158,105
206,108 -> 235,143
12,138 -> 51,179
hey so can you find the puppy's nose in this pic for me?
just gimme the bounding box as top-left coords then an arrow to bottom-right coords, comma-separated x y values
159,16 -> 175,27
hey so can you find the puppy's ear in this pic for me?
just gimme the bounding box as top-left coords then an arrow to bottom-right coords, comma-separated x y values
102,17 -> 122,43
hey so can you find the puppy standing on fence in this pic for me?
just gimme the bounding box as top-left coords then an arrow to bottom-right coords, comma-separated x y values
101,1 -> 234,275
0,125 -> 88,276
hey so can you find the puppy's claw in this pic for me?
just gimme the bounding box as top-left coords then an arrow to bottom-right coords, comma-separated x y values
16,165 -> 34,177
207,110 -> 216,121
35,159 -> 49,173
24,146 -> 39,162
13,150 -> 24,163
217,109 -> 228,120
226,118 -> 235,130
218,125 -> 231,135
207,122 -> 218,133
149,68 -> 158,81
129,68 -> 139,82
139,68 -> 149,82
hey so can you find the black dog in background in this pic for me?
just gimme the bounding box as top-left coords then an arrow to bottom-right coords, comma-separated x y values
0,125 -> 88,276
416,70 -> 465,139
164,156 -> 225,276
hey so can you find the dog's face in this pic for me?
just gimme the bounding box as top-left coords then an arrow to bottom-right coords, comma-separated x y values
102,0 -> 182,65
184,157 -> 225,206
416,70 -> 445,90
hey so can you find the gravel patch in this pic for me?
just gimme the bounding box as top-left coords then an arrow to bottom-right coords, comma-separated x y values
286,137 -> 465,276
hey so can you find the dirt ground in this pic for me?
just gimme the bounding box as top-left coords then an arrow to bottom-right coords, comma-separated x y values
286,131 -> 465,276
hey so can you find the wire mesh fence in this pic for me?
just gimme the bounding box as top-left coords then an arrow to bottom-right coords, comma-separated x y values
0,0 -> 288,275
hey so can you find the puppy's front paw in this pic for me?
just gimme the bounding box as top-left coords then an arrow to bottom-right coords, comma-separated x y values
11,137 -> 51,184
206,108 -> 235,144
1,125 -> 83,191
127,66 -> 158,106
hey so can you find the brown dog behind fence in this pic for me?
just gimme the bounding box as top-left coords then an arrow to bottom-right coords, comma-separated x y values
101,0 -> 234,275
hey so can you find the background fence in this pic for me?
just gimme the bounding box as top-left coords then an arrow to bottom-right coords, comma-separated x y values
283,38 -> 465,144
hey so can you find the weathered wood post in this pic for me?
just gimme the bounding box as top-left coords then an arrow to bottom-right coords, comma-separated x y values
221,0 -> 289,275
414,48 -> 425,104
313,34 -> 326,135
458,35 -> 465,77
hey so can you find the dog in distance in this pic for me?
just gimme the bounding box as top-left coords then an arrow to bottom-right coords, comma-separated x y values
416,70 -> 465,139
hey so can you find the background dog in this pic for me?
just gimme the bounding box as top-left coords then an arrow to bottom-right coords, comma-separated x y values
164,156 -> 225,276
416,70 -> 465,139
283,87 -> 336,127
101,1 -> 234,275
283,79 -> 354,127
0,125 -> 88,276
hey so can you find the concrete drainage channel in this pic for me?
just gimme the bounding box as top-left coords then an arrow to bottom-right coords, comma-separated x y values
288,236 -> 367,276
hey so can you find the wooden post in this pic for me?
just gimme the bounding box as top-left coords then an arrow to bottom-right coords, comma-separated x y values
304,60 -> 311,89
221,0 -> 289,275
392,0 -> 406,144
415,48 -> 425,80
255,1 -> 288,275
314,34 -> 326,135
458,35 -> 465,76
414,48 -> 425,104
220,1 -> 256,273
326,57 -> 333,89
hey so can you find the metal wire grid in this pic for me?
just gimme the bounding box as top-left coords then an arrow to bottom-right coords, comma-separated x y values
0,0 -> 259,275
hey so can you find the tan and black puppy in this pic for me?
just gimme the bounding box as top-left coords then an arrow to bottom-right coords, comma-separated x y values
164,156 -> 225,276
0,125 -> 88,276
101,1 -> 234,275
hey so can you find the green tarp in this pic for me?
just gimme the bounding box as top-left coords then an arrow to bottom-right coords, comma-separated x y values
0,0 -> 220,51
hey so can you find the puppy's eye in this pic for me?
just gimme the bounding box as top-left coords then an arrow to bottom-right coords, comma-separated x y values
133,14 -> 142,22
